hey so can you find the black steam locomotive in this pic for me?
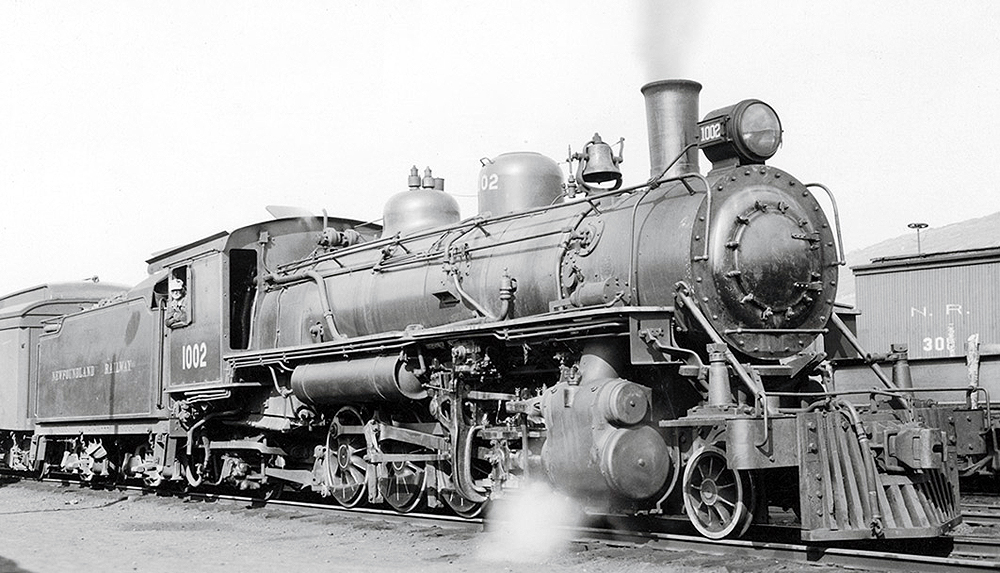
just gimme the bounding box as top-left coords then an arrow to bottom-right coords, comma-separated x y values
1,80 -> 960,541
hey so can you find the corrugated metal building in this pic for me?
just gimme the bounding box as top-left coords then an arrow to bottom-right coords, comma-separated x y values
852,247 -> 1000,359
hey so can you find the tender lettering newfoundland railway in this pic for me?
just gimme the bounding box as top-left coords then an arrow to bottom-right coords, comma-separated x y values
0,80 -> 961,541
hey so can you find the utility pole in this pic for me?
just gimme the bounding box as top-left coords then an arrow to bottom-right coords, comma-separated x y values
908,222 -> 928,254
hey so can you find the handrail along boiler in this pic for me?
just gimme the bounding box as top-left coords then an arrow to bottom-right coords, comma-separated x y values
6,80 -> 959,541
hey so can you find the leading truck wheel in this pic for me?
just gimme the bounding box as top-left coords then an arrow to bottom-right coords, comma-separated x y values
682,446 -> 754,539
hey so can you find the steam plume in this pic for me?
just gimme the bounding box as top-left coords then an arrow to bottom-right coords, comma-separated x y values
477,481 -> 585,563
637,0 -> 705,81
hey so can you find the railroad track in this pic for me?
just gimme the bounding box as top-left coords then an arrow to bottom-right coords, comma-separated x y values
578,528 -> 1000,573
33,479 -> 1000,572
963,501 -> 1000,527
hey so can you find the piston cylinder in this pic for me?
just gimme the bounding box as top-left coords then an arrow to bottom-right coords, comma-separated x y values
540,376 -> 669,501
290,356 -> 426,404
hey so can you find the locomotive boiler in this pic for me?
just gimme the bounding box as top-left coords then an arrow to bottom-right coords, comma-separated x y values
6,80 -> 960,541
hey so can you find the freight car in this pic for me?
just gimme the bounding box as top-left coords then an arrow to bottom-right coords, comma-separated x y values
1,80 -> 961,541
0,281 -> 128,471
829,248 -> 1000,478
854,247 -> 1000,360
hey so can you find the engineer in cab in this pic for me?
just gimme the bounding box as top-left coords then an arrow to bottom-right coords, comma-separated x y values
165,277 -> 188,328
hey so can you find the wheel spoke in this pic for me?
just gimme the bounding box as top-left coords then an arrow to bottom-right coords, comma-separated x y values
345,465 -> 363,484
714,503 -> 733,524
349,454 -> 366,472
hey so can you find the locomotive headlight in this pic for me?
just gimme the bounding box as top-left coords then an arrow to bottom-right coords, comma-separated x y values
698,99 -> 782,167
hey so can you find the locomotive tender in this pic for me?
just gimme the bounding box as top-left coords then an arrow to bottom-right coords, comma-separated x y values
1,80 -> 960,541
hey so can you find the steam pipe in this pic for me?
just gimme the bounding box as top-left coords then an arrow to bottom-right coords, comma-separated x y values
452,425 -> 488,503
264,271 -> 345,340
442,227 -> 498,321
675,286 -> 765,401
497,272 -> 517,320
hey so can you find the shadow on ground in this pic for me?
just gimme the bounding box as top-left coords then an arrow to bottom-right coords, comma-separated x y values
0,555 -> 33,573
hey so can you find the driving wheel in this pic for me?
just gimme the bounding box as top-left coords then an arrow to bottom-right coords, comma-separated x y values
325,407 -> 368,508
377,441 -> 426,513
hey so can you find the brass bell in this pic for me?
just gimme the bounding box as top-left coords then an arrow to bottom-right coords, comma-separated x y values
578,133 -> 622,186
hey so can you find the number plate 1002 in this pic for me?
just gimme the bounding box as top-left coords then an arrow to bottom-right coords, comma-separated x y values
181,342 -> 208,370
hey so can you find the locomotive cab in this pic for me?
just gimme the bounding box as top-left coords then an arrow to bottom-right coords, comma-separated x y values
147,216 -> 381,395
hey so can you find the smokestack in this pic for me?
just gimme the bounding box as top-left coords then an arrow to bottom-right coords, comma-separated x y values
640,79 -> 701,181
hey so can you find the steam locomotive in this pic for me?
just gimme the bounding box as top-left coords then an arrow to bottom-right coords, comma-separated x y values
1,80 -> 961,541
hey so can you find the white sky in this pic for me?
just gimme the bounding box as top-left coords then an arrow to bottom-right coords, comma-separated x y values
2,1 -> 999,294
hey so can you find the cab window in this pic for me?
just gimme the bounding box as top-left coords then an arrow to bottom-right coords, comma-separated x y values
163,267 -> 191,329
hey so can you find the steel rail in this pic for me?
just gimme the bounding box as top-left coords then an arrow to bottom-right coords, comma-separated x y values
573,527 -> 1000,572
962,502 -> 1000,527
28,479 -> 1000,570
